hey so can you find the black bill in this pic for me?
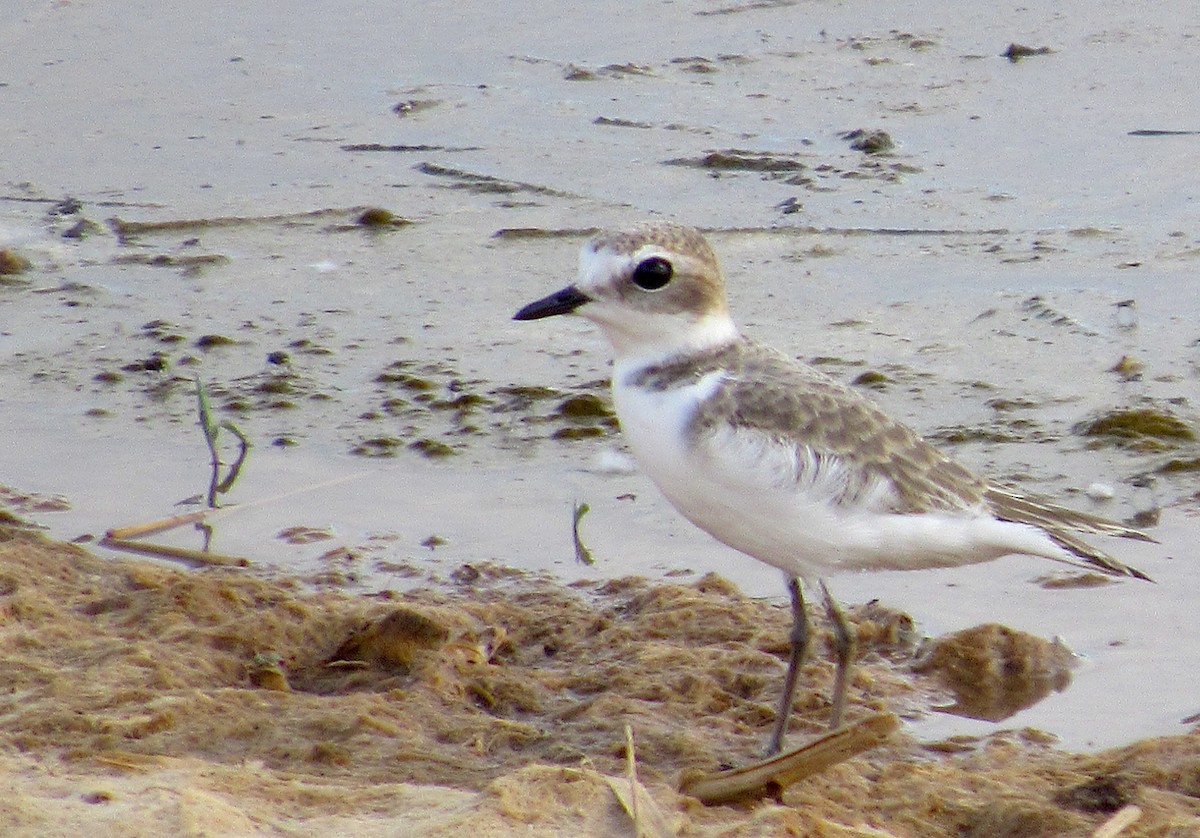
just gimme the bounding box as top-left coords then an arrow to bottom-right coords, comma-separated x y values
513,285 -> 591,321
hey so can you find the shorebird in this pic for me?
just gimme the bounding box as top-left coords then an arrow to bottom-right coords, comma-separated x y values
514,221 -> 1152,754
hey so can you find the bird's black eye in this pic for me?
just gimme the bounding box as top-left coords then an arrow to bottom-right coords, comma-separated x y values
631,256 -> 673,291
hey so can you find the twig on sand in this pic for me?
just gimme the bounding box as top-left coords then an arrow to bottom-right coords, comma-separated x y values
98,536 -> 249,567
100,474 -> 364,568
1093,805 -> 1142,838
602,725 -> 674,838
679,712 -> 900,805
105,510 -> 211,540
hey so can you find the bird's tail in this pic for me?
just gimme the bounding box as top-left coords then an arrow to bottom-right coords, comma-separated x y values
984,485 -> 1154,581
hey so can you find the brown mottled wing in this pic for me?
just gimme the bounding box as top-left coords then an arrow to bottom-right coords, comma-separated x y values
692,340 -> 989,514
670,339 -> 1154,579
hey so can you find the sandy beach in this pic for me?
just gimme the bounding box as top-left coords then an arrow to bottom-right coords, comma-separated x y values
3,522 -> 1200,835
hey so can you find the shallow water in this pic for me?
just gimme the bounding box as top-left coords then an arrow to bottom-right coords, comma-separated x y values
3,0 -> 1199,751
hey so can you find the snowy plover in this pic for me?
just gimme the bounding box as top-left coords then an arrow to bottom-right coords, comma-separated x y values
514,221 -> 1152,755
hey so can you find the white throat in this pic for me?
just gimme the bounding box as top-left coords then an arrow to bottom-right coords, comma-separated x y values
589,309 -> 739,366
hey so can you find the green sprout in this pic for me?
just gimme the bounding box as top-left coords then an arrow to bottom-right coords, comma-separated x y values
573,501 -> 594,566
196,377 -> 250,508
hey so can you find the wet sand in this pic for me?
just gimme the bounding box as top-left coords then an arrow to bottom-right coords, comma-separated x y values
4,0 -> 1200,833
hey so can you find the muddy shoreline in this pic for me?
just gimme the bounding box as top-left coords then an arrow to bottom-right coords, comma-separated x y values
2,524 -> 1198,835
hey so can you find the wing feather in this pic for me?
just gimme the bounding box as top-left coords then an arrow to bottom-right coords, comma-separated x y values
688,340 -> 987,514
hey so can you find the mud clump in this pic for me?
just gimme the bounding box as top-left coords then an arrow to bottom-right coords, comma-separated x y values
912,623 -> 1076,722
554,394 -> 612,418
0,248 -> 32,277
196,334 -> 237,349
329,607 -> 451,669
548,393 -> 618,440
1054,773 -> 1134,814
408,438 -> 457,458
1004,43 -> 1054,61
1158,456 -> 1200,474
1076,407 -> 1195,450
664,149 -> 806,173
841,129 -> 895,154
354,207 -> 410,228
850,369 -> 891,389
121,353 -> 170,373
351,436 -> 403,457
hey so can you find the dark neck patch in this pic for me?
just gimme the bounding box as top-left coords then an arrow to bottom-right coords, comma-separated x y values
624,338 -> 746,391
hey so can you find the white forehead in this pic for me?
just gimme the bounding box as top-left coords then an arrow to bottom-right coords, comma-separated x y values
576,239 -> 671,294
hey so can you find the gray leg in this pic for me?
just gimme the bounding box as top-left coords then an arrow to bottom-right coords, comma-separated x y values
819,579 -> 856,731
767,576 -> 808,755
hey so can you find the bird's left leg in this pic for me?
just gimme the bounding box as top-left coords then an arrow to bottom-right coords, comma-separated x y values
819,579 -> 856,730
